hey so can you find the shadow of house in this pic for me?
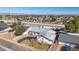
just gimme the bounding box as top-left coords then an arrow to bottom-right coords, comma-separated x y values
60,45 -> 71,51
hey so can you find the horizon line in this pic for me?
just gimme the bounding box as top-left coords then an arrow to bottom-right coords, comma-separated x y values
0,13 -> 79,15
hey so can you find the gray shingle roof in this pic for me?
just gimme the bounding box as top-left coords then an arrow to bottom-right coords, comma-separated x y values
28,27 -> 79,45
0,23 -> 9,30
59,33 -> 79,45
29,27 -> 56,41
29,27 -> 49,33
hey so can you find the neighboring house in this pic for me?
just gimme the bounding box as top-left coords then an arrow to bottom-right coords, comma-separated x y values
0,23 -> 9,30
59,33 -> 79,45
0,23 -> 12,32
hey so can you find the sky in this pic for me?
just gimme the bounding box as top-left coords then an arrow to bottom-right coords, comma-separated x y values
0,7 -> 79,15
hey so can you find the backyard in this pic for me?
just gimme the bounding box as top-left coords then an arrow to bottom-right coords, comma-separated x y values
18,38 -> 50,51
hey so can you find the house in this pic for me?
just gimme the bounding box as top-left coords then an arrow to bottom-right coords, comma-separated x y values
27,27 -> 79,46
0,23 -> 12,32
0,23 -> 9,30
27,27 -> 56,44
59,33 -> 79,45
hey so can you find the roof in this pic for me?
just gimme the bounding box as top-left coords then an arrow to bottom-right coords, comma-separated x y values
29,27 -> 56,41
39,31 -> 56,41
29,27 -> 50,33
59,33 -> 79,45
0,23 -> 9,30
28,27 -> 79,45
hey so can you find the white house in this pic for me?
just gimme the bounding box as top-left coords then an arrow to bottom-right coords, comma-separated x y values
21,26 -> 79,48
26,27 -> 56,44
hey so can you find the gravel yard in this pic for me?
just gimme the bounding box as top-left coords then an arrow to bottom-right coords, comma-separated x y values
18,38 -> 50,51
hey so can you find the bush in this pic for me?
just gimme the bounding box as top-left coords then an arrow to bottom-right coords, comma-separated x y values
14,25 -> 26,36
0,21 -> 4,23
65,22 -> 75,32
10,22 -> 17,28
65,17 -> 79,33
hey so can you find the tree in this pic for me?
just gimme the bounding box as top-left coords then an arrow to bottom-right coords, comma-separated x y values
14,25 -> 26,36
0,15 -> 2,20
65,22 -> 75,32
65,17 -> 79,33
74,17 -> 79,33
50,17 -> 56,22
0,21 -> 4,23
10,22 -> 17,28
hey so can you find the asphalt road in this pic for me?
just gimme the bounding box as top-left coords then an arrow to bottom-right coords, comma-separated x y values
0,37 -> 36,51
2,20 -> 65,27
